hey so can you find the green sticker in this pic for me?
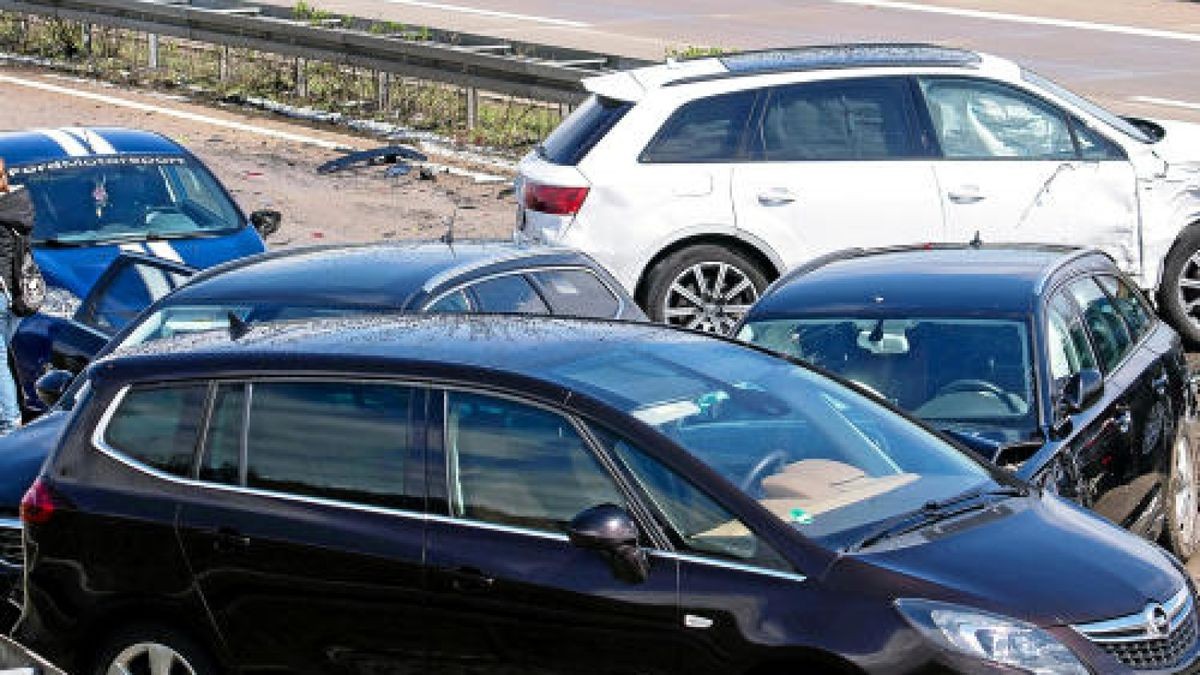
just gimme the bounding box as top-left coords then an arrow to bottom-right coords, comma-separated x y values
789,507 -> 814,525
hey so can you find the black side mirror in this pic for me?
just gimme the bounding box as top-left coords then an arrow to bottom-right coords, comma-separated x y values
250,210 -> 282,238
35,369 -> 74,407
568,504 -> 649,584
1062,368 -> 1104,414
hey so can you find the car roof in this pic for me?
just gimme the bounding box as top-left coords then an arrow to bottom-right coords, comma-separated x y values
170,240 -> 604,309
96,314 -> 729,387
747,244 -> 1110,319
0,127 -> 186,166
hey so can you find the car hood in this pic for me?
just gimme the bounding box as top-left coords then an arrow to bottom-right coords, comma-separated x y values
1152,119 -> 1200,172
0,411 -> 69,510
33,226 -> 263,299
833,492 -> 1183,626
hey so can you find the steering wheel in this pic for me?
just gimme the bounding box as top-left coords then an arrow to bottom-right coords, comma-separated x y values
739,449 -> 790,496
936,379 -> 1021,414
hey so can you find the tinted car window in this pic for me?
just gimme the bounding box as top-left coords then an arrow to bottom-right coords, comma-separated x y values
641,90 -> 757,163
446,391 -> 625,534
105,384 -> 207,477
1097,275 -> 1154,339
759,78 -> 921,161
468,275 -> 549,314
1046,293 -> 1097,387
919,78 -> 1076,160
245,381 -> 418,509
427,290 -> 472,313
200,383 -> 245,485
540,95 -> 633,166
595,427 -> 791,571
1068,278 -> 1134,372
529,269 -> 619,317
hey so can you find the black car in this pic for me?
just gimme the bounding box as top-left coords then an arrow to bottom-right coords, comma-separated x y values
739,244 -> 1198,559
0,240 -> 643,620
14,314 -> 1199,675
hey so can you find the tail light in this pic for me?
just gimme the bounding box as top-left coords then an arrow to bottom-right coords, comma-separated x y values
523,182 -> 590,216
20,478 -> 57,525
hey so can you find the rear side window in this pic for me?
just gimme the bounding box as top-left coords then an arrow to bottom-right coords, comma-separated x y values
243,381 -> 420,509
200,383 -> 246,485
104,384 -> 208,477
468,275 -> 549,314
1097,275 -> 1154,339
758,78 -> 922,161
540,96 -> 633,165
1068,278 -> 1134,372
529,269 -> 620,317
640,90 -> 757,163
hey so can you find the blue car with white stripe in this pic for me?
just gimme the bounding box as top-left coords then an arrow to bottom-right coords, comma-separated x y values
0,127 -> 274,412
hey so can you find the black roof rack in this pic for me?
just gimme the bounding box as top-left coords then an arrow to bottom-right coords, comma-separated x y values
665,43 -> 981,88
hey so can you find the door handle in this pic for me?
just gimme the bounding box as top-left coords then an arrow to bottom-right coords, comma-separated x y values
442,566 -> 495,593
211,527 -> 251,552
1152,373 -> 1169,396
1113,406 -> 1133,435
757,188 -> 797,206
947,186 -> 985,204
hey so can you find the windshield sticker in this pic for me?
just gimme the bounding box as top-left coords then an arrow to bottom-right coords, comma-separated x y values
9,155 -> 187,176
789,508 -> 815,526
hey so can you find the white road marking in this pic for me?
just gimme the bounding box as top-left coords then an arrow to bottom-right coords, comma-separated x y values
1131,96 -> 1200,113
832,0 -> 1200,43
37,128 -> 89,157
146,241 -> 185,263
0,74 -> 350,151
377,0 -> 588,28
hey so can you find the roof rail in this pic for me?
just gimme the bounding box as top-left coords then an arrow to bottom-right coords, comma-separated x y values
1032,247 -> 1114,294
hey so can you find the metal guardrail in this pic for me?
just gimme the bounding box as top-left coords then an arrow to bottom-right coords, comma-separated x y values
0,0 -> 652,104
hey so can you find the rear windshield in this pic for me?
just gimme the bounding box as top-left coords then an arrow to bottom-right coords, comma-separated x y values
538,95 -> 633,165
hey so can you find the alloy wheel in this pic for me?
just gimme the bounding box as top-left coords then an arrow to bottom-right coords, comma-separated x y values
1175,252 -> 1200,333
662,261 -> 759,335
107,643 -> 197,675
1173,434 -> 1200,552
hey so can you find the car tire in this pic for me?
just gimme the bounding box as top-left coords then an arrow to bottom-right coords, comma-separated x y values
1163,426 -> 1200,562
644,244 -> 770,335
90,624 -> 217,675
1158,227 -> 1200,345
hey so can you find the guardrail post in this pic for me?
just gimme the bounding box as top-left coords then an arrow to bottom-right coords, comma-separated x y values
81,23 -> 92,56
294,57 -> 308,98
376,70 -> 390,111
219,45 -> 230,82
147,32 -> 159,69
465,86 -> 478,130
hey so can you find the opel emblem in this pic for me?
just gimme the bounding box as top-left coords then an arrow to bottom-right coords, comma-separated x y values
1146,604 -> 1171,637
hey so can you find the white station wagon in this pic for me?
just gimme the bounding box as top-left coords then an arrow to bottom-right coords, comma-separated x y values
515,44 -> 1200,338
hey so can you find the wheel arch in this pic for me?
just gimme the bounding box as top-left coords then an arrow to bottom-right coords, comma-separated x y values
1153,218 -> 1200,291
634,234 -> 782,307
75,600 -> 228,674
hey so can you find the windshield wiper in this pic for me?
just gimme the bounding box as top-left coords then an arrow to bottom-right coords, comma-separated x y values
848,486 -> 1026,552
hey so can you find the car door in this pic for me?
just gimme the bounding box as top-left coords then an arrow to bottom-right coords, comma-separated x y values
918,77 -> 1140,271
175,379 -> 429,674
10,253 -> 194,409
731,76 -> 943,266
1059,277 -> 1161,532
423,388 -> 680,675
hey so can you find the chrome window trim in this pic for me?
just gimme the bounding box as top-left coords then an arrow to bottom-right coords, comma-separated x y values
426,512 -> 570,543
0,517 -> 20,531
423,265 -> 625,319
650,550 -> 807,583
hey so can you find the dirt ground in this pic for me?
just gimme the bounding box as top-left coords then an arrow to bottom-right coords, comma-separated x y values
0,66 -> 519,248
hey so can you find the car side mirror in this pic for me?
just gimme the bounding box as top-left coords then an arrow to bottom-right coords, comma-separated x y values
568,504 -> 649,584
35,369 -> 74,407
250,209 -> 282,237
1062,368 -> 1104,414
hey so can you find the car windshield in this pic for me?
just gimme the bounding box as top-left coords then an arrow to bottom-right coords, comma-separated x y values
544,339 -> 999,550
116,303 -> 399,351
1021,68 -> 1154,144
738,317 -> 1038,445
9,156 -> 243,245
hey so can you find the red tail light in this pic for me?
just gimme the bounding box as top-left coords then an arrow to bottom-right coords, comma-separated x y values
523,182 -> 590,216
20,478 -> 56,525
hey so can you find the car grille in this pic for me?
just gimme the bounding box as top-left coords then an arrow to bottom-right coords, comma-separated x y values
0,518 -> 20,567
1075,587 -> 1199,670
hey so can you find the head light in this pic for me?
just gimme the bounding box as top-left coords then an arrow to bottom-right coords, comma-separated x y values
896,599 -> 1087,675
39,286 -> 82,319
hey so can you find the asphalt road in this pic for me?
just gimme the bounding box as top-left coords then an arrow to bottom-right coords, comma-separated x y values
256,0 -> 1200,123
